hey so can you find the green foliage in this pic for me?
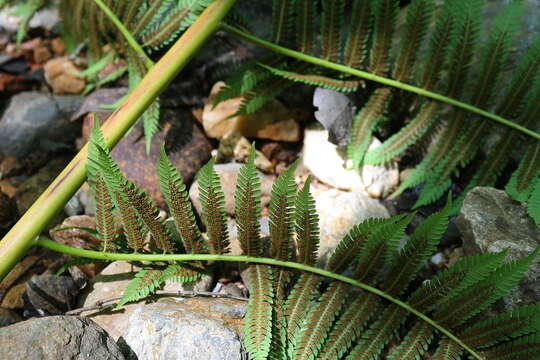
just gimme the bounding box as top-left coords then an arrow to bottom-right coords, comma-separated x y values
84,122 -> 540,358
217,0 -> 540,220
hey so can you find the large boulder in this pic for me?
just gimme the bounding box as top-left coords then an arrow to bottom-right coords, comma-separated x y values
457,187 -> 540,309
120,297 -> 246,360
0,316 -> 124,359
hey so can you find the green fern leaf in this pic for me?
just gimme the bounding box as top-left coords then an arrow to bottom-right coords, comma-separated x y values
272,0 -> 294,44
114,190 -> 145,252
117,268 -> 163,307
321,0 -> 345,62
159,263 -> 204,284
391,0 -> 434,83
296,0 -> 315,54
269,160 -> 298,261
294,176 -> 319,266
198,158 -> 229,255
244,264 -> 274,360
369,0 -> 399,75
141,6 -> 190,50
387,320 -> 435,360
343,0 -> 372,69
157,146 -> 203,253
318,293 -> 380,360
235,144 -> 262,257
131,0 -> 166,35
259,63 -> 361,93
143,99 -> 160,154
431,336 -> 463,360
481,333 -> 540,360
381,196 -> 451,296
294,281 -> 348,360
94,175 -> 116,252
527,178 -> 540,226
506,142 -> 540,202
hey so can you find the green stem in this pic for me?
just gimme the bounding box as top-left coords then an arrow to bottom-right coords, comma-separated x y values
221,24 -> 540,142
36,237 -> 484,360
0,0 -> 238,283
92,0 -> 154,69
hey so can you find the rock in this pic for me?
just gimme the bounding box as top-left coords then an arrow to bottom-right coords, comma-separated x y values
303,125 -> 399,198
0,5 -> 60,34
25,274 -> 80,315
216,131 -> 274,173
0,283 -> 25,309
0,92 -> 82,157
50,215 -> 99,249
0,308 -> 21,327
457,187 -> 540,309
71,87 -> 128,121
33,44 -> 52,64
51,37 -> 65,56
83,109 -> 213,208
190,163 -> 274,217
202,82 -> 300,142
79,261 -> 214,340
313,88 -> 355,147
0,316 -> 125,360
120,297 -> 246,360
44,56 -> 86,94
218,283 -> 246,298
14,157 -> 70,214
315,189 -> 390,266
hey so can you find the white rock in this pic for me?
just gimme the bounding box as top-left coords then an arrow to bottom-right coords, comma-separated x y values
303,125 -> 399,198
315,189 -> 390,266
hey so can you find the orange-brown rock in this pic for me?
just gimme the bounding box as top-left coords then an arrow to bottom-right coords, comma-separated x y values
44,56 -> 86,94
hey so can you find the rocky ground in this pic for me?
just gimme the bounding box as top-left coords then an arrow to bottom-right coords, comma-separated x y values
0,2 -> 539,360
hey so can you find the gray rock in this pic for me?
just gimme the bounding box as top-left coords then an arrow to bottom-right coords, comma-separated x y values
457,187 -> 540,309
315,189 -> 390,267
303,125 -> 399,198
0,4 -> 60,34
120,297 -> 246,360
190,163 -> 274,217
25,274 -> 80,315
0,316 -> 124,360
313,88 -> 354,147
0,308 -> 21,327
0,92 -> 82,157
79,261 -> 214,340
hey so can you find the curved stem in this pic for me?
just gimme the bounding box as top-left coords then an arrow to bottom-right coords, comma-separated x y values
37,237 -> 484,360
221,24 -> 540,142
92,0 -> 154,69
0,0 -> 238,283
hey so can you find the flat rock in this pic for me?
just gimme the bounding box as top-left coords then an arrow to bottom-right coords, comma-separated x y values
303,125 -> 399,198
0,92 -> 82,157
315,189 -> 390,267
0,316 -> 124,360
79,261 -> 214,340
457,187 -> 540,309
190,163 -> 274,217
202,82 -> 300,142
120,297 -> 246,360
25,274 -> 80,315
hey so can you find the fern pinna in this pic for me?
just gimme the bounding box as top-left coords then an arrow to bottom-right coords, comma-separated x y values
84,121 -> 540,359
216,0 -> 540,223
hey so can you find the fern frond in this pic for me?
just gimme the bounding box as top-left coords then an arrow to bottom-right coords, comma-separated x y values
114,191 -> 144,252
157,146 -> 203,254
235,144 -> 262,257
294,176 -> 319,266
431,336 -> 463,360
294,281 -> 348,360
459,302 -> 540,349
141,6 -> 191,50
122,0 -> 144,27
296,0 -> 315,54
318,293 -> 380,360
87,1 -> 101,59
244,264 -> 274,360
364,101 -> 439,165
235,75 -> 292,116
269,160 -> 298,261
381,196 -> 451,296
347,87 -> 393,168
94,175 -> 116,252
284,273 -> 321,348
391,0 -> 434,83
198,158 -> 229,255
506,142 -> 540,202
343,0 -> 372,69
272,0 -> 294,44
434,247 -> 540,328
143,99 -> 160,154
387,320 -> 435,360
528,179 -> 540,226
481,333 -> 540,360
369,0 -> 399,75
117,268 -> 163,307
159,263 -> 204,285
347,304 -> 408,360
260,63 -> 361,93
131,0 -> 165,35
321,0 -> 345,62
